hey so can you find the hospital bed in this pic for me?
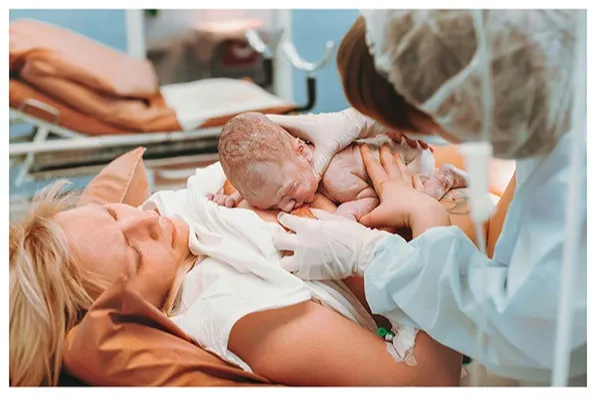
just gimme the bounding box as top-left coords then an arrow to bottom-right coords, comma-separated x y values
9,20 -> 335,192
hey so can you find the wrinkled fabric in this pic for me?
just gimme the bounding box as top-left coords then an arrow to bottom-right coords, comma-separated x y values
142,162 -> 380,372
62,276 -> 274,386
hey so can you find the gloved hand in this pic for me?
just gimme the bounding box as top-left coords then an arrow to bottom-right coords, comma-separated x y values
267,108 -> 383,178
272,208 -> 390,280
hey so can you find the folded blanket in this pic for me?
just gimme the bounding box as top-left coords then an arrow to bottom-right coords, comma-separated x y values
10,79 -> 136,135
9,19 -> 295,134
10,19 -> 158,98
10,19 -> 181,132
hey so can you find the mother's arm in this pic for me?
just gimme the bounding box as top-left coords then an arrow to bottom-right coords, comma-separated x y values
223,184 -> 461,385
228,299 -> 461,386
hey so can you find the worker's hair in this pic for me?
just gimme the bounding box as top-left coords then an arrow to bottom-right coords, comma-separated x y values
337,16 -> 425,131
218,112 -> 295,200
9,179 -> 194,386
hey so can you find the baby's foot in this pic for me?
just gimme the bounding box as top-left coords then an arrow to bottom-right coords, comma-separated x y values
440,164 -> 468,190
423,164 -> 468,201
333,208 -> 359,222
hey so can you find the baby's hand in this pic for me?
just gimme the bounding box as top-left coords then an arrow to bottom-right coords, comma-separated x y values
205,189 -> 242,208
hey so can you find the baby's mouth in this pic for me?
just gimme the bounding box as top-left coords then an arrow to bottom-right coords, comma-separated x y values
293,202 -> 312,212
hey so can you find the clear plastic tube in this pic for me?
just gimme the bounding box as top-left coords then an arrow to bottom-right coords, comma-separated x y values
551,9 -> 587,387
461,10 -> 495,386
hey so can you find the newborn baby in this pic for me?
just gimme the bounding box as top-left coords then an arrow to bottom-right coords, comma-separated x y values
213,112 -> 467,221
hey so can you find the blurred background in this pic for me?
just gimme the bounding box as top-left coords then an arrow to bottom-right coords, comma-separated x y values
9,9 -> 358,112
9,9 -> 359,207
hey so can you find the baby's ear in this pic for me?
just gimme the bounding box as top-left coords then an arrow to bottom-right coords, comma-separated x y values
293,138 -> 312,161
290,137 -> 302,151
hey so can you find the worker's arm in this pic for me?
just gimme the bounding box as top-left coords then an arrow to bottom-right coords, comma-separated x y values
364,152 -> 587,381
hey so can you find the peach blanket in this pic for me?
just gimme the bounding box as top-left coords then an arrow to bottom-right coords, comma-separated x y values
9,19 -> 295,135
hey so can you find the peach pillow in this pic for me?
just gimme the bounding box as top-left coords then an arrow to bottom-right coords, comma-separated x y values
61,148 -> 282,386
77,146 -> 150,207
62,276 -> 274,386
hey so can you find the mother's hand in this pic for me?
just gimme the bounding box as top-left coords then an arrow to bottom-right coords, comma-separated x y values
359,144 -> 450,237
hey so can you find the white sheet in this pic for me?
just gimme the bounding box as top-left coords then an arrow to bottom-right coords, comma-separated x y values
142,162 -> 377,372
161,78 -> 294,130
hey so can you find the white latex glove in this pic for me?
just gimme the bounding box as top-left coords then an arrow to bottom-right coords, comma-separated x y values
272,208 -> 390,280
267,108 -> 384,178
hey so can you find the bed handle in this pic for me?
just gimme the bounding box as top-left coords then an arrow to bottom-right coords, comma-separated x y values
280,40 -> 335,76
19,98 -> 61,124
246,28 -> 335,76
245,28 -> 335,113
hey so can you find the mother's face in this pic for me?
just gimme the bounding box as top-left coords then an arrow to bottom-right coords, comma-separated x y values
55,203 -> 191,308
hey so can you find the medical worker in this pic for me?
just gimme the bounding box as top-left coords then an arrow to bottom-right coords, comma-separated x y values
269,10 -> 587,383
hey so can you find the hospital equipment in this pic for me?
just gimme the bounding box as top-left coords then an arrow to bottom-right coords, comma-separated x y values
551,9 -> 587,386
456,9 -> 496,386
246,27 -> 336,112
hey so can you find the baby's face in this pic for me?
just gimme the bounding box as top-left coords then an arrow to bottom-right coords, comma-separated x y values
249,139 -> 319,212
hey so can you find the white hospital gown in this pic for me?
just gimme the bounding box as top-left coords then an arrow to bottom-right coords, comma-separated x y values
141,163 -> 384,372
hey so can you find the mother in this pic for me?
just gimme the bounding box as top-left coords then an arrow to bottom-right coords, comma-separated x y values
10,174 -> 464,386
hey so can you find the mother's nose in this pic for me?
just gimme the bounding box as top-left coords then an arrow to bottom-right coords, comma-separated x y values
121,213 -> 160,235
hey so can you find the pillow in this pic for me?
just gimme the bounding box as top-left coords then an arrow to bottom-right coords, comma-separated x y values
62,276 -> 275,386
77,146 -> 150,207
64,154 -> 278,386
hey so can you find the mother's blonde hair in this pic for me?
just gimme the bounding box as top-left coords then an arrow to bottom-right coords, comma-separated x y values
10,180 -> 193,386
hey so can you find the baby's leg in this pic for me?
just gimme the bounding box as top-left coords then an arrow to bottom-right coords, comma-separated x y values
423,164 -> 468,201
335,198 -> 379,221
334,187 -> 379,221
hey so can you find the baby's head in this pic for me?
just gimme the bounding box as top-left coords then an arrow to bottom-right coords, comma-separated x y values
218,112 -> 319,212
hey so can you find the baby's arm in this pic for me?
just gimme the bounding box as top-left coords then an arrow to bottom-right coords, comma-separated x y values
334,187 -> 379,221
